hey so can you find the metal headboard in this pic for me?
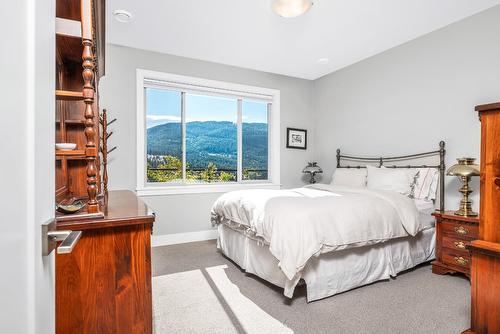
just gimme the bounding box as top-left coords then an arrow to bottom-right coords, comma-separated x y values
336,141 -> 446,212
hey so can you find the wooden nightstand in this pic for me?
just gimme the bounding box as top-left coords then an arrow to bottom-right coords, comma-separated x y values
431,211 -> 479,278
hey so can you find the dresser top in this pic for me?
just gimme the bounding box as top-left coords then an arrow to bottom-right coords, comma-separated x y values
432,211 -> 479,224
57,190 -> 155,230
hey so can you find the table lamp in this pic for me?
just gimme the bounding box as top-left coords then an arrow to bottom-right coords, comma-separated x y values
447,157 -> 480,217
303,162 -> 323,184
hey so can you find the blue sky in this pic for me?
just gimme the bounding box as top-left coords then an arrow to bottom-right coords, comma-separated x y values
146,88 -> 268,128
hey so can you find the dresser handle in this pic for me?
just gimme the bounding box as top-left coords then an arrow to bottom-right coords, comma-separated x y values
453,241 -> 466,249
454,256 -> 468,266
454,226 -> 469,235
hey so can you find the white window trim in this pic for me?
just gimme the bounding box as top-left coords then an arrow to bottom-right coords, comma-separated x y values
136,69 -> 281,196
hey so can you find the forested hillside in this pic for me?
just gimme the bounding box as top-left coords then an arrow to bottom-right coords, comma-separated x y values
146,121 -> 268,182
147,121 -> 267,169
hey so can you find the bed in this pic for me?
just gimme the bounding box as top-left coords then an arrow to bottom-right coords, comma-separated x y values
211,142 -> 446,302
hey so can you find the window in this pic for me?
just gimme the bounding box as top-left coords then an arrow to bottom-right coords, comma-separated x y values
242,100 -> 269,181
137,70 -> 280,195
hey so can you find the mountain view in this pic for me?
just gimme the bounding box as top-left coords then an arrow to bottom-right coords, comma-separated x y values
147,121 -> 268,182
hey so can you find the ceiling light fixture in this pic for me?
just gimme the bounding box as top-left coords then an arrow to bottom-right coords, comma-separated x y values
113,9 -> 133,23
272,0 -> 313,18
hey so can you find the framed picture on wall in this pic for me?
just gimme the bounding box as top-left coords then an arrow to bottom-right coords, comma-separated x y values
286,128 -> 307,150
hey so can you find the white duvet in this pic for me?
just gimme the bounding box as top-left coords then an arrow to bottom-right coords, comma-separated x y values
211,184 -> 425,296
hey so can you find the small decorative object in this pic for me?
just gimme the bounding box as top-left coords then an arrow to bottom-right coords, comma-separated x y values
286,128 -> 307,149
55,143 -> 77,150
303,162 -> 322,184
56,199 -> 85,214
447,157 -> 480,217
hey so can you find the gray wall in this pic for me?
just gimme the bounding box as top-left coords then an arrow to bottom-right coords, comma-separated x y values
313,6 -> 500,212
101,6 -> 500,237
100,45 -> 315,235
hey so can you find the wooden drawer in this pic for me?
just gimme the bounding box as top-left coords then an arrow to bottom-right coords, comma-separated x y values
441,220 -> 478,240
431,211 -> 479,278
442,235 -> 471,254
442,249 -> 471,271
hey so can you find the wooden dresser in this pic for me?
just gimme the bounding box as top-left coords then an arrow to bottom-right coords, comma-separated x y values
432,211 -> 479,277
463,102 -> 500,334
56,191 -> 155,334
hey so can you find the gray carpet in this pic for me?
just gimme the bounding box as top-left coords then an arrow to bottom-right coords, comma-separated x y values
153,240 -> 470,334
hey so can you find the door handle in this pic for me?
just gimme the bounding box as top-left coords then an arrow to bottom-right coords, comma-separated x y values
42,219 -> 82,255
47,230 -> 82,254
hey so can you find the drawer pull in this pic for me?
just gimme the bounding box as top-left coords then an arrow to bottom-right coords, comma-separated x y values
453,241 -> 466,249
454,226 -> 469,235
454,256 -> 469,266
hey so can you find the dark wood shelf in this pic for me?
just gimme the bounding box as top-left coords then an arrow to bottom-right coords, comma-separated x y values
55,89 -> 84,101
56,155 -> 87,161
55,149 -> 85,157
56,119 -> 85,125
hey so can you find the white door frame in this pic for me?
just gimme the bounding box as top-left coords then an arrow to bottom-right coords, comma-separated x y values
0,0 -> 56,333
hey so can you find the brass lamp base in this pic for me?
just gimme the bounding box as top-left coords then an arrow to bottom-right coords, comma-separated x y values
447,157 -> 480,217
454,207 -> 478,217
453,175 -> 478,217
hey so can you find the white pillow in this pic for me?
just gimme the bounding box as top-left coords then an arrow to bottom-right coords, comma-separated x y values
366,166 -> 411,194
412,168 -> 439,200
331,168 -> 367,188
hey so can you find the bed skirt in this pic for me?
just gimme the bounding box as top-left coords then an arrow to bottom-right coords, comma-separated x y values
217,223 -> 435,302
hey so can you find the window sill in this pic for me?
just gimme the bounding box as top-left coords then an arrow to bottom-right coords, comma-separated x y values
136,182 -> 281,196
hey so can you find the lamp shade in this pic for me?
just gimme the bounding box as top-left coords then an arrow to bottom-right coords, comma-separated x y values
303,162 -> 322,174
272,0 -> 313,18
447,157 -> 480,177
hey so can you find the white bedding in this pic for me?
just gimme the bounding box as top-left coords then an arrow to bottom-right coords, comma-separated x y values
217,224 -> 435,301
211,184 -> 429,296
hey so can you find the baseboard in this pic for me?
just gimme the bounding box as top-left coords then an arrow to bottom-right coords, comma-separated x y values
152,229 -> 218,247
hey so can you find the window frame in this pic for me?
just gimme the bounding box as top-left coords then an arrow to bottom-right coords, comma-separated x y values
136,69 -> 281,196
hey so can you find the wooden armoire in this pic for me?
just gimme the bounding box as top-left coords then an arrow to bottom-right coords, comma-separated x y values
463,102 -> 500,333
55,0 -> 104,217
54,1 -> 155,333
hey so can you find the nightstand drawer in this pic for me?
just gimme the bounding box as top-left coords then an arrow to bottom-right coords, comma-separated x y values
441,220 -> 478,239
432,211 -> 478,278
442,236 -> 471,253
442,250 -> 470,270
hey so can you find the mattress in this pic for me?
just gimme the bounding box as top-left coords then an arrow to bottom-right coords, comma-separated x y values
217,223 -> 435,302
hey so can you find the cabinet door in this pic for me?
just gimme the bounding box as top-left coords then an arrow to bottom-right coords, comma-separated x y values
56,224 -> 153,334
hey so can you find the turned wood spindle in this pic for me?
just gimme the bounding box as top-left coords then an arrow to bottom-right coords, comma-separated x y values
82,37 -> 99,213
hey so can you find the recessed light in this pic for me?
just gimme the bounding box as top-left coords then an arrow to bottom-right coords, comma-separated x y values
113,9 -> 133,23
317,58 -> 330,65
272,0 -> 313,18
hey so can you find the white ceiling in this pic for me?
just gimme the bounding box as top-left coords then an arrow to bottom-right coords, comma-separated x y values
107,0 -> 500,80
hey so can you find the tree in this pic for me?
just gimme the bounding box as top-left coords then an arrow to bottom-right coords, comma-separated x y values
147,155 -> 182,182
148,156 -> 239,183
219,171 -> 235,182
200,162 -> 217,182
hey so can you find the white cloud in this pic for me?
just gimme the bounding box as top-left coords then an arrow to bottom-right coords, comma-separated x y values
147,115 -> 181,122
